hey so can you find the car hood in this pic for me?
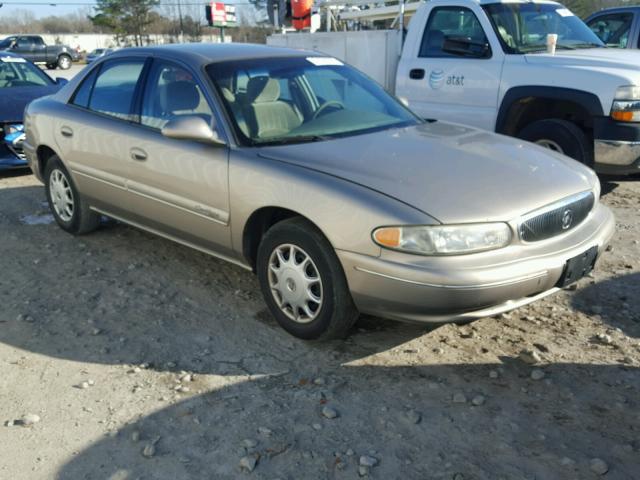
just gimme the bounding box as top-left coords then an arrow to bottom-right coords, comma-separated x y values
258,122 -> 597,224
524,47 -> 640,70
0,85 -> 59,122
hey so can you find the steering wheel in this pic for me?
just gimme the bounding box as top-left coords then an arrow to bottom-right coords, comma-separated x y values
312,100 -> 345,119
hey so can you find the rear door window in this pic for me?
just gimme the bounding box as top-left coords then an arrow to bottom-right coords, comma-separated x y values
87,59 -> 145,121
71,67 -> 99,108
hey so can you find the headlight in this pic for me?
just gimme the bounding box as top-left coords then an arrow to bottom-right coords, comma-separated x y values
593,178 -> 601,202
372,223 -> 512,255
5,124 -> 23,135
611,85 -> 640,122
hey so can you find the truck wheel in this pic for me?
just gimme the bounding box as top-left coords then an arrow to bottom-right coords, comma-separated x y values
44,156 -> 100,235
517,119 -> 594,167
256,217 -> 359,340
57,54 -> 72,70
46,63 -> 57,70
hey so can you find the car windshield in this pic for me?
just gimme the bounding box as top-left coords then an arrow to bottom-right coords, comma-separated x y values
483,3 -> 605,53
0,56 -> 53,88
206,56 -> 421,146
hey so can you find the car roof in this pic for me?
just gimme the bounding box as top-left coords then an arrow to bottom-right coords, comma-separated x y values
108,43 -> 318,66
586,5 -> 640,16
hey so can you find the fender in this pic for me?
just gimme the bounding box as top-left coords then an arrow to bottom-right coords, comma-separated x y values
495,86 -> 605,135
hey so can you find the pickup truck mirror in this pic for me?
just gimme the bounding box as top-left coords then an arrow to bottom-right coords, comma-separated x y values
442,36 -> 490,58
161,115 -> 225,146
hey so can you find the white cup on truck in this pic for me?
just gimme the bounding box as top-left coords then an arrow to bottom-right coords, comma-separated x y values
547,34 -> 558,54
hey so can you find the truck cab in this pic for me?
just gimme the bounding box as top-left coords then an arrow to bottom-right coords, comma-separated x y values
396,0 -> 640,174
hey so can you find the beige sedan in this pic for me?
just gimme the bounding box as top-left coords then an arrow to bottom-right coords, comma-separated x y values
24,44 -> 614,339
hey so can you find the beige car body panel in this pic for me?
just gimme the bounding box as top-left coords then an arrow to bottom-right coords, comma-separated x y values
23,43 -> 615,324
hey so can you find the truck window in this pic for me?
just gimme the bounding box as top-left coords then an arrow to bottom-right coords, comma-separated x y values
17,37 -> 33,49
483,3 -> 603,53
419,7 -> 489,58
586,13 -> 633,48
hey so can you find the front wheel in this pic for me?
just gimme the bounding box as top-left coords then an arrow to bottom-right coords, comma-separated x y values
44,156 -> 100,235
257,218 -> 359,340
517,119 -> 594,167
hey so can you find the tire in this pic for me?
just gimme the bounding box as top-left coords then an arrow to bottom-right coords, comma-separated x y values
46,63 -> 57,70
517,119 -> 594,167
256,217 -> 359,340
44,156 -> 100,235
57,54 -> 72,70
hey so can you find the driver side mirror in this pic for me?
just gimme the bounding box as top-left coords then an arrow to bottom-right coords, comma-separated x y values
56,78 -> 69,86
161,115 -> 225,145
442,36 -> 490,58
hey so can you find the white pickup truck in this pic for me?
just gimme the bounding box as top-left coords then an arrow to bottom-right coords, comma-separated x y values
269,0 -> 640,175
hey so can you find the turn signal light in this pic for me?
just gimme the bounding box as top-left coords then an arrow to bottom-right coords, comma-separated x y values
373,227 -> 401,248
611,110 -> 635,122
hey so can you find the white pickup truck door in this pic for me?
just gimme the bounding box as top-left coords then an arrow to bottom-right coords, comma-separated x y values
397,3 -> 505,130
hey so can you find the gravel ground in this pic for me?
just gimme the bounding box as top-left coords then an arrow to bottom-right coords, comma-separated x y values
0,170 -> 638,480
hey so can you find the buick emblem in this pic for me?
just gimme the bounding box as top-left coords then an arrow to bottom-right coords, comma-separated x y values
561,209 -> 573,230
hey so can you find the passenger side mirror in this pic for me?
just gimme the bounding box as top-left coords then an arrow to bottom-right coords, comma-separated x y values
55,77 -> 68,86
161,115 -> 225,145
442,36 -> 490,58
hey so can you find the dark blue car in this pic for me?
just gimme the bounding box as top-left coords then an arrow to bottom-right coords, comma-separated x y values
0,52 -> 65,170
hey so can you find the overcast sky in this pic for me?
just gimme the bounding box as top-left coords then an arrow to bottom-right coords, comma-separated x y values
0,1 -> 89,18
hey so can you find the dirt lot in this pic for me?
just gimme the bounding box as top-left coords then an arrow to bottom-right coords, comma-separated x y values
0,170 -> 638,480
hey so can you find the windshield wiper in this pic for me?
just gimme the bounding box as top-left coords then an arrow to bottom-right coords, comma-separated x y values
570,42 -> 605,48
252,134 -> 332,146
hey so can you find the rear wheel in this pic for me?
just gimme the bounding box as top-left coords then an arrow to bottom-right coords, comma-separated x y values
44,156 -> 99,235
517,119 -> 594,167
57,54 -> 72,70
257,217 -> 359,340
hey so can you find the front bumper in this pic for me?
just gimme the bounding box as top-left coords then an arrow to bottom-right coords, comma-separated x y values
0,126 -> 28,171
594,140 -> 640,174
594,117 -> 640,174
0,152 -> 28,170
338,203 -> 615,324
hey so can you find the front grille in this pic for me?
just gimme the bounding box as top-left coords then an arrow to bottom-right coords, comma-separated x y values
519,191 -> 595,242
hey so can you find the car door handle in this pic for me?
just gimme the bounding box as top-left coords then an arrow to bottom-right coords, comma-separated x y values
409,69 -> 425,80
60,126 -> 73,138
130,148 -> 147,161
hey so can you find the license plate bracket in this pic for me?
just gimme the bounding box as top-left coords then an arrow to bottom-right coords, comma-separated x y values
557,246 -> 599,288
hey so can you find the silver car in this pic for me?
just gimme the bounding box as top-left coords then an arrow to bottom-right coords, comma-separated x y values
23,44 -> 614,340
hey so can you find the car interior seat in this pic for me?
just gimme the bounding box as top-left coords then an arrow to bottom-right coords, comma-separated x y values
244,76 -> 302,139
160,80 -> 211,124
